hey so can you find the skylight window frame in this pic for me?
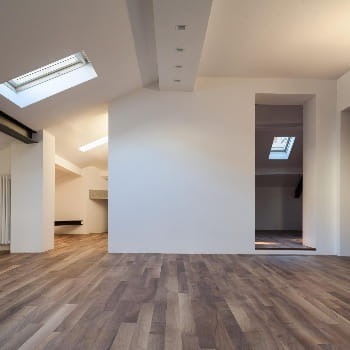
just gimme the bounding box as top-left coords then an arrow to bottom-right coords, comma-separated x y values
269,136 -> 296,160
0,50 -> 97,108
4,52 -> 90,93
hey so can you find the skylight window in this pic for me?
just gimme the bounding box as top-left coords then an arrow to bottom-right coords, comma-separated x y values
5,52 -> 89,92
269,136 -> 295,160
0,51 -> 97,108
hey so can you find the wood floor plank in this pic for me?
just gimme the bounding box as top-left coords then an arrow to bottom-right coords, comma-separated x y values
129,302 -> 154,350
0,233 -> 349,349
18,304 -> 76,350
110,322 -> 136,350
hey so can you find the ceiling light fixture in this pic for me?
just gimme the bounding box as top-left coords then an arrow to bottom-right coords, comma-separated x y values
79,136 -> 108,152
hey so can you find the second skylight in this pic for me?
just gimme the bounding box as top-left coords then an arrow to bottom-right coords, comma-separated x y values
269,136 -> 295,160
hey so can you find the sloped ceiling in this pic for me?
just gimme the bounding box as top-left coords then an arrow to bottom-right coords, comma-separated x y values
0,0 -> 157,168
1,1 -> 350,170
200,0 -> 350,78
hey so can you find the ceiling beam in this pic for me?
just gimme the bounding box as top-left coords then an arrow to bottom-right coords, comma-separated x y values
256,168 -> 303,176
153,0 -> 212,91
0,110 -> 37,144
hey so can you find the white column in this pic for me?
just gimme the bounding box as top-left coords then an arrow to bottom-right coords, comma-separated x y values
303,97 -> 317,248
10,130 -> 55,252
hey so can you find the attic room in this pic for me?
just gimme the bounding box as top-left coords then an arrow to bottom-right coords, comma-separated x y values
0,0 -> 349,349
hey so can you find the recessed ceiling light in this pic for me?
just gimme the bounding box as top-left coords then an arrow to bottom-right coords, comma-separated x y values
176,48 -> 184,52
79,136 -> 108,152
174,79 -> 181,82
176,25 -> 187,30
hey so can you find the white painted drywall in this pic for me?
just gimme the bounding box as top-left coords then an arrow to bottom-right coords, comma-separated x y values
337,70 -> 350,112
340,110 -> 350,256
108,77 -> 337,254
255,187 -> 302,230
303,96 -> 317,248
109,82 -> 255,253
42,131 -> 55,250
0,146 -> 10,174
55,165 -> 107,234
55,155 -> 82,176
55,172 -> 86,234
82,167 -> 108,234
11,130 -> 55,252
336,71 -> 350,256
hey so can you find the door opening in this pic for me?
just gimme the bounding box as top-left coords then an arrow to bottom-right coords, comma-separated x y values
254,103 -> 313,250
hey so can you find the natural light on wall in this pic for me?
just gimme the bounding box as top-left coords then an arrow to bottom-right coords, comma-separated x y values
0,51 -> 97,108
79,136 -> 108,152
269,136 -> 295,160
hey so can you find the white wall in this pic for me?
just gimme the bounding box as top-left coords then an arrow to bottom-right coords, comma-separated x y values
55,173 -> 86,234
337,72 -> 350,256
0,146 -> 10,174
55,165 -> 108,234
11,131 -> 55,252
108,78 -> 337,254
303,96 -> 317,248
0,146 -> 11,250
339,110 -> 350,256
82,167 -> 108,234
255,187 -> 302,231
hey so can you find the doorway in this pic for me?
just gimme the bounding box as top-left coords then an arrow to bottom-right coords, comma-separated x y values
254,103 -> 312,250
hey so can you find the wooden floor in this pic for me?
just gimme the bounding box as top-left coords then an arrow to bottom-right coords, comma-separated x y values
255,230 -> 316,250
0,234 -> 349,349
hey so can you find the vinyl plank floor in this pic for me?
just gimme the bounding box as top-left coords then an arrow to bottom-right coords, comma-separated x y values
0,234 -> 349,349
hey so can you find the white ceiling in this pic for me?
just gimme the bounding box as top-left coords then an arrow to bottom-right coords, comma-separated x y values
0,0 -> 350,170
153,0 -> 212,90
200,0 -> 350,78
0,0 -> 156,169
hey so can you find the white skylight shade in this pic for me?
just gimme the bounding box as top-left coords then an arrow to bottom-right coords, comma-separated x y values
79,136 -> 108,152
269,136 -> 296,160
0,51 -> 97,108
5,52 -> 89,92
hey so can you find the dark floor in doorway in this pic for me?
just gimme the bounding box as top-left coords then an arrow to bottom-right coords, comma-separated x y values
255,230 -> 316,250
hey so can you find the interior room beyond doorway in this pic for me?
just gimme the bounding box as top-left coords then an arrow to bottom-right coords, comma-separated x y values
254,99 -> 314,251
